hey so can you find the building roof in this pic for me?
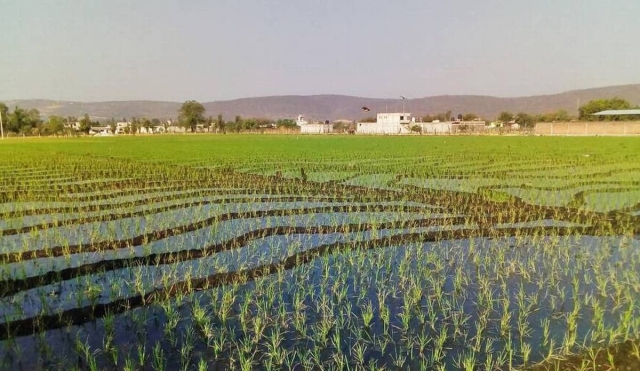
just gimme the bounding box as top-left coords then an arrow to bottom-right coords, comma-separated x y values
593,109 -> 640,116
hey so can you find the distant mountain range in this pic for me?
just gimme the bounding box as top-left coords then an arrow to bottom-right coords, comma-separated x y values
5,84 -> 640,122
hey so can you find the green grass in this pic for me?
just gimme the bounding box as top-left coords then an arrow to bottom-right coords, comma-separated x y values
2,135 -> 639,172
4,135 -> 639,210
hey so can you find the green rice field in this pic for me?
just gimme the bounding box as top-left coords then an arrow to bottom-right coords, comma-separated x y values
0,135 -> 639,370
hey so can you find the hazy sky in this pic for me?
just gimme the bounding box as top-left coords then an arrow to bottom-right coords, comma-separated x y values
2,0 -> 639,102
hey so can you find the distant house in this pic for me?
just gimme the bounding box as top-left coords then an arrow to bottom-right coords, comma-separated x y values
64,121 -> 81,131
301,123 -> 332,134
138,126 -> 152,134
166,124 -> 186,133
357,112 -> 486,135
357,113 -> 413,134
93,130 -> 114,137
115,122 -> 131,134
112,121 -> 164,134
89,126 -> 111,135
296,115 -> 333,134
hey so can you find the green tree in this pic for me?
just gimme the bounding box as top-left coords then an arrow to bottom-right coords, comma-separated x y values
276,119 -> 297,128
7,107 -> 26,133
422,114 -> 435,122
579,98 -> 633,121
141,118 -> 152,133
430,111 -> 451,122
179,100 -> 206,133
498,111 -> 514,123
255,117 -> 272,128
243,118 -> 257,131
234,115 -> 243,133
462,113 -> 478,121
108,118 -> 117,134
515,112 -> 536,128
0,102 -> 7,122
216,114 -> 225,133
7,107 -> 41,134
27,109 -> 42,130
78,114 -> 92,134
45,116 -> 65,136
537,109 -> 571,123
554,109 -> 570,122
130,117 -> 140,135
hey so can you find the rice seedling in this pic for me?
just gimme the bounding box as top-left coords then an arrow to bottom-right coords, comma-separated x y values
0,135 -> 639,369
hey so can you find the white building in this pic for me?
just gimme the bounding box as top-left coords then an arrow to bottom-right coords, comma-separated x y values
138,126 -> 166,134
166,125 -> 186,133
296,114 -> 333,134
420,122 -> 452,134
163,119 -> 185,133
89,126 -> 111,135
357,112 -> 486,135
301,123 -> 332,134
115,122 -> 131,134
64,121 -> 81,131
153,125 -> 166,133
356,113 -> 413,135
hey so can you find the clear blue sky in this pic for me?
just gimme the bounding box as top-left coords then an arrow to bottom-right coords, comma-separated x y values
2,0 -> 639,102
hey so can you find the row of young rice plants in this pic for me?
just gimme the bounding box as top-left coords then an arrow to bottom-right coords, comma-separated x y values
0,135 -> 639,370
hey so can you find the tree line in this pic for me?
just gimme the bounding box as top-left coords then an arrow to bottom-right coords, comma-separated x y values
493,98 -> 640,125
0,103 -> 55,136
0,101 -> 298,137
577,98 -> 640,121
1,98 -> 638,136
177,100 -> 297,133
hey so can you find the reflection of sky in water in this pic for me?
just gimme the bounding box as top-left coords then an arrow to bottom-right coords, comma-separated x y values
2,235 -> 638,371
0,200 -> 434,254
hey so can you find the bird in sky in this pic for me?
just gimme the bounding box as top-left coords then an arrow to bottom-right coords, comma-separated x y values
362,106 -> 370,111
400,95 -> 407,100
